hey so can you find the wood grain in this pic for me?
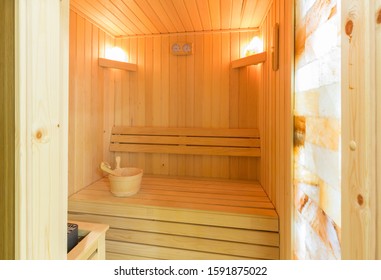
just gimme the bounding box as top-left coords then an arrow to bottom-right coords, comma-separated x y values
342,0 -> 377,259
15,0 -> 69,259
69,175 -> 279,260
377,0 -> 381,260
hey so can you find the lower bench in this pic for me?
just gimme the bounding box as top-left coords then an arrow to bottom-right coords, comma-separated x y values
68,175 -> 279,260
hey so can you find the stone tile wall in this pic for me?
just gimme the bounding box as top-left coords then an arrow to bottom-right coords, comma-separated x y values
294,0 -> 341,259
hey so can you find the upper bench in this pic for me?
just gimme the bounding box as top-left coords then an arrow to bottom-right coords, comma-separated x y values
110,126 -> 261,157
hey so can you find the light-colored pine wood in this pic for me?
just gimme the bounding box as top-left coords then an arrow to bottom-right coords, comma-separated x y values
342,0 -> 377,259
106,240 -> 254,260
0,0 -> 15,260
231,51 -> 267,68
258,0 -> 293,260
15,0 -> 69,259
68,175 -> 279,260
107,228 -> 279,259
70,0 -> 272,37
99,57 -> 137,71
376,0 -> 381,260
68,213 -> 280,246
110,126 -> 261,157
67,220 -> 109,260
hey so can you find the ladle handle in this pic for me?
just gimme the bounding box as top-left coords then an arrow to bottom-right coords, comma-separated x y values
100,162 -> 119,176
116,156 -> 121,169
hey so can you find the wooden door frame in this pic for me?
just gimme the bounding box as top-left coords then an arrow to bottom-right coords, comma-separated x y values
14,0 -> 69,259
341,0 -> 380,259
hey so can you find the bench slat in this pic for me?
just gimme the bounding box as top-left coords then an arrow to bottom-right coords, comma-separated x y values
111,135 -> 260,147
110,143 -> 261,157
112,126 -> 260,137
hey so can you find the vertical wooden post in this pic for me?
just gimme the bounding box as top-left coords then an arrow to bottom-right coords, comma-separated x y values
15,0 -> 69,259
376,0 -> 381,260
0,0 -> 15,260
342,0 -> 377,259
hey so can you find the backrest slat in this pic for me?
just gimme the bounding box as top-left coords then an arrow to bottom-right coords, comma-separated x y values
110,126 -> 261,157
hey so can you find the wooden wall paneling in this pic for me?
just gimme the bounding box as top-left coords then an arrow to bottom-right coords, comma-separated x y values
229,32 -> 240,179
342,0 -> 377,260
211,33 -> 222,178
103,34 -> 116,166
91,23 -> 103,183
277,0 -> 293,260
201,34 -> 213,178
0,0 -> 15,260
376,0 -> 381,259
113,39 -> 123,126
160,0 -> 185,33
173,0 -> 194,32
68,11 -> 77,196
144,36 -> 154,173
160,35 -> 170,174
193,34 -> 204,177
74,15 -> 85,193
84,20 -> 93,185
15,0 -> 69,259
177,35 -> 188,177
168,35 -> 179,176
185,33 -> 196,176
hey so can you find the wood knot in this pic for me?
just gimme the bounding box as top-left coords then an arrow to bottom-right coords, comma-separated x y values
357,194 -> 364,206
377,9 -> 381,24
36,130 -> 43,140
33,126 -> 50,144
345,19 -> 353,37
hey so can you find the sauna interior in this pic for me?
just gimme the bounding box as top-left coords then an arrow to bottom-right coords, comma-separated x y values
67,0 -> 291,260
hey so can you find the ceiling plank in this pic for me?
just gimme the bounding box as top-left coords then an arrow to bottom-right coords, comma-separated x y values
196,0 -> 212,30
172,0 -> 194,32
110,0 -> 152,35
231,0 -> 244,29
184,0 -> 203,31
134,0 -> 169,34
71,0 -> 125,36
98,0 -> 146,35
148,0 -> 177,33
160,0 -> 186,32
220,0 -> 233,30
208,0 -> 221,30
240,0 -> 258,28
250,0 -> 272,27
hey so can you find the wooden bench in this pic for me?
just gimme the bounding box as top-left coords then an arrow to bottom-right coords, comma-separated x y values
68,126 -> 279,260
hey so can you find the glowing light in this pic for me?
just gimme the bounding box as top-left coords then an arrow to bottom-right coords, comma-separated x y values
244,36 -> 263,56
105,47 -> 128,62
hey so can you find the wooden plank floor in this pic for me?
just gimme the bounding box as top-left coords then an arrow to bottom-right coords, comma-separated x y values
69,175 -> 279,260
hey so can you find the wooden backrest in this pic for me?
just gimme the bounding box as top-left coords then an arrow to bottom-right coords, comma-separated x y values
110,126 -> 261,157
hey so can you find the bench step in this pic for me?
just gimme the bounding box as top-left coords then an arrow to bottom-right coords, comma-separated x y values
69,176 -> 279,259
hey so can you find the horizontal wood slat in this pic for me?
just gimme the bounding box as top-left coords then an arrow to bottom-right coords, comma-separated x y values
107,228 -> 279,259
231,51 -> 267,68
110,126 -> 261,157
106,240 -> 254,260
98,58 -> 137,71
112,126 -> 260,137
111,135 -> 261,147
68,213 -> 280,247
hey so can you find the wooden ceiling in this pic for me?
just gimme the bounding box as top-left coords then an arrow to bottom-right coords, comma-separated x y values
70,0 -> 272,37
